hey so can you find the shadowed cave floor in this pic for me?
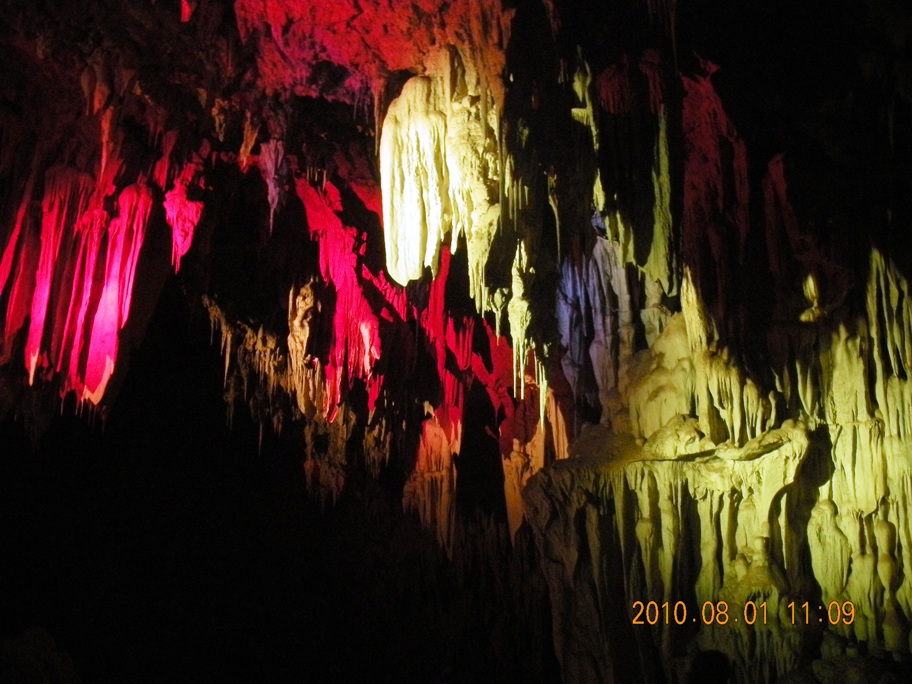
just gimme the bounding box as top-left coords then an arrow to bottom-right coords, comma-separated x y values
0,276 -> 557,683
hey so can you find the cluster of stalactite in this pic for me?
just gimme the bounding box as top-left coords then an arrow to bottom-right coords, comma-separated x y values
187,0 -> 579,548
520,38 -> 912,684
0,77 -> 201,408
198,128 -> 571,545
525,247 -> 912,682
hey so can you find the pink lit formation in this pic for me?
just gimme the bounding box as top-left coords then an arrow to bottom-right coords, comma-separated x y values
0,101 -> 196,405
0,156 -> 155,405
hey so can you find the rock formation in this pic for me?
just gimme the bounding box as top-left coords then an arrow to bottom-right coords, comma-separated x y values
1,0 -> 910,681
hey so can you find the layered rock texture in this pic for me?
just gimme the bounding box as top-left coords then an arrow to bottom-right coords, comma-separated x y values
1,0 -> 910,681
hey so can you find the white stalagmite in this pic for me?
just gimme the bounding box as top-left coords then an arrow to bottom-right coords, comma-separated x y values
626,316 -> 694,440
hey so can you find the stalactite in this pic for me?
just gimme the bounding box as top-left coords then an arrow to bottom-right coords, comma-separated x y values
25,167 -> 95,385
403,410 -> 459,555
152,130 -> 178,192
545,368 -> 574,463
211,99 -> 229,142
81,181 -> 153,404
379,49 -> 502,313
305,406 -> 356,506
296,177 -> 382,419
60,208 -> 108,393
570,51 -> 599,151
1,149 -> 154,404
556,251 -> 587,408
503,415 -> 546,541
257,139 -> 284,235
508,241 -> 532,399
379,74 -> 449,284
163,157 -> 204,272
364,417 -> 391,478
763,154 -> 800,285
286,281 -> 317,396
0,157 -> 40,302
594,51 -> 677,295
1,223 -> 39,366
238,111 -> 258,172
180,0 -> 195,23
525,416 -> 810,682
681,58 -> 749,332
645,108 -> 675,295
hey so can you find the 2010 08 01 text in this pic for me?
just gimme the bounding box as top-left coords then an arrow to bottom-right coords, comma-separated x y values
631,600 -> 767,625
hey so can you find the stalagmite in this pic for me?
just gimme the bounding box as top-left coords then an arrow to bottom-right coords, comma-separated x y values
525,408 -> 810,681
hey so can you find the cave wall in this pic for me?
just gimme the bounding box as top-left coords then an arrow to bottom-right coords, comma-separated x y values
1,0 -> 911,682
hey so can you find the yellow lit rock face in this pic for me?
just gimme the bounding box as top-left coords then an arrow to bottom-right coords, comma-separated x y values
644,111 -> 675,295
570,53 -> 599,152
380,49 -> 501,310
626,315 -> 695,440
524,419 -> 810,681
526,249 -> 912,680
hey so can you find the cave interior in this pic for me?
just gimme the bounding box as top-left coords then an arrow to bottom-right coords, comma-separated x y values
1,0 -> 911,682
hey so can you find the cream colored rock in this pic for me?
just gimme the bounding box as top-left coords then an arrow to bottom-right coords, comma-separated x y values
626,314 -> 694,439
524,416 -> 809,681
380,49 -> 501,312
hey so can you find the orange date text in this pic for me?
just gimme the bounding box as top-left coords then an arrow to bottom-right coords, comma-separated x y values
630,600 -> 769,626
